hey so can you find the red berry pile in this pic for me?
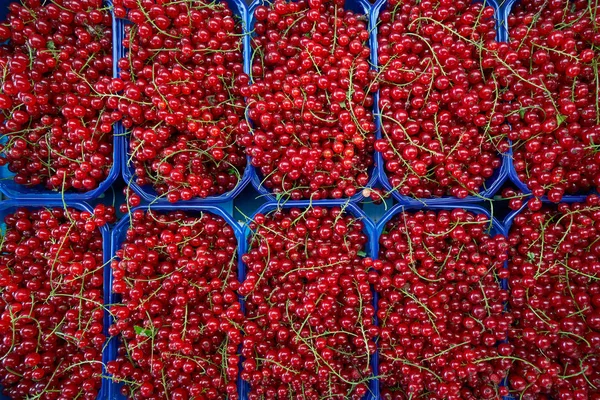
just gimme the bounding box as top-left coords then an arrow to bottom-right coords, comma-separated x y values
0,206 -> 111,399
112,0 -> 248,203
504,0 -> 600,202
377,209 -> 510,399
0,0 -> 114,192
374,0 -> 509,200
107,210 -> 243,400
507,196 -> 600,399
239,206 -> 377,399
243,0 -> 377,200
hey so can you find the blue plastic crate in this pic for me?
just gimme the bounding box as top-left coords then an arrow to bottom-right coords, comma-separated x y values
371,0 -> 510,206
116,0 -> 252,204
245,0 -> 379,204
0,1 -> 120,202
375,202 -> 509,398
239,200 -> 379,400
0,199 -> 111,400
107,204 -> 245,400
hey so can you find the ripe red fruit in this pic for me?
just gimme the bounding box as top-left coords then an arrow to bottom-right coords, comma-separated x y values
377,208 -> 510,399
375,0 -> 508,200
108,210 -> 242,399
504,0 -> 600,202
0,206 -> 107,399
112,0 -> 249,202
241,206 -> 377,399
244,0 -> 377,200
507,194 -> 600,399
0,0 -> 114,192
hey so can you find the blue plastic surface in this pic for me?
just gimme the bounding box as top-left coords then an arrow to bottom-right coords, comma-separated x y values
240,200 -> 379,400
375,202 -> 509,397
0,199 -> 111,400
107,204 -> 245,400
0,1 -> 121,202
245,0 -> 379,203
116,0 -> 252,205
371,0 -> 509,206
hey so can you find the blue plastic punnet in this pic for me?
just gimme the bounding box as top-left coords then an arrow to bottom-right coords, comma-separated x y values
0,199 -> 111,400
245,0 -> 379,204
0,1 -> 120,202
371,0 -> 509,206
239,200 -> 379,400
501,0 -> 598,202
107,204 -> 245,400
376,202 -> 509,398
502,195 -> 589,400
116,0 -> 252,204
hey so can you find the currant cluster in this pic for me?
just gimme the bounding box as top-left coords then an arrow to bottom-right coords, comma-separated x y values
112,0 -> 248,203
501,187 -> 528,211
507,196 -> 600,399
240,207 -> 377,399
107,210 -> 243,400
377,209 -> 510,399
504,0 -> 600,202
0,0 -> 114,192
0,206 -> 110,399
243,0 -> 377,200
374,0 -> 509,199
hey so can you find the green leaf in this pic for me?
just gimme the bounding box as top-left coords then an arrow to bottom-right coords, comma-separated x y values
357,250 -> 367,257
557,114 -> 568,126
134,325 -> 153,337
47,41 -> 55,50
527,251 -> 536,262
519,108 -> 526,119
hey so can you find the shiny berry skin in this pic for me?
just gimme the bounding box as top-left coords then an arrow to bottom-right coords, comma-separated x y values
113,0 -> 249,202
508,194 -> 600,399
375,0 -> 508,200
505,0 -> 600,202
